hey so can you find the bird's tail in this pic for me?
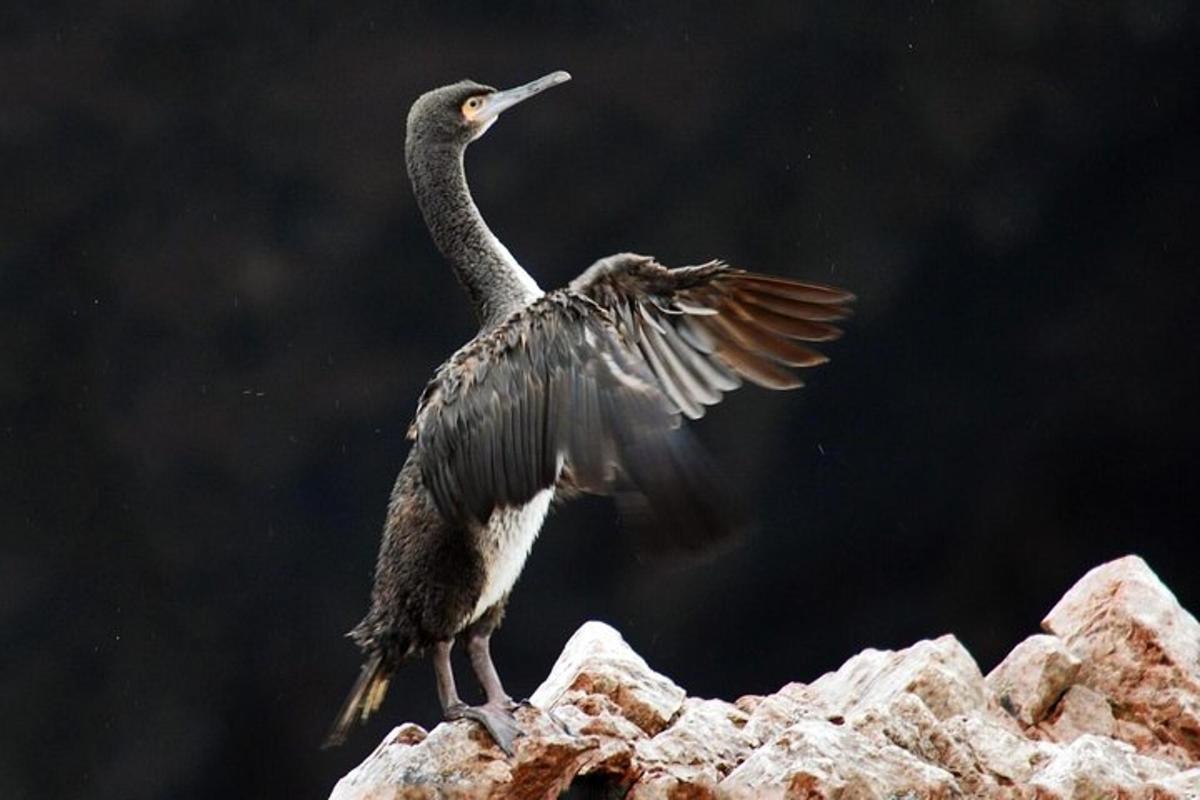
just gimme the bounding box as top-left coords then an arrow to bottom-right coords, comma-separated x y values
322,653 -> 391,748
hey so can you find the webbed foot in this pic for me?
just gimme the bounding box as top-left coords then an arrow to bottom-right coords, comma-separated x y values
446,702 -> 525,756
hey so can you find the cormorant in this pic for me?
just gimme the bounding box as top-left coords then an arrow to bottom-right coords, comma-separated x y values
325,70 -> 854,753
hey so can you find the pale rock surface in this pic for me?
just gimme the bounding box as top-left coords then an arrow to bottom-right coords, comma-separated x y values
328,707 -> 595,800
809,634 -> 1003,724
530,621 -> 685,738
1038,683 -> 1116,743
330,557 -> 1200,799
630,697 -> 757,797
721,717 -> 959,798
734,682 -> 820,745
1028,734 -> 1177,798
1151,767 -> 1200,796
985,633 -> 1080,726
1043,555 -> 1200,765
939,714 -> 1056,787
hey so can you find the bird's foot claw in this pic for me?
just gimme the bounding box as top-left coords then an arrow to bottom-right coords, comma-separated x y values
547,708 -> 573,736
446,702 -> 525,756
516,698 -> 572,736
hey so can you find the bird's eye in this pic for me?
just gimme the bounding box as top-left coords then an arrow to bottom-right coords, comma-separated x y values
461,96 -> 485,120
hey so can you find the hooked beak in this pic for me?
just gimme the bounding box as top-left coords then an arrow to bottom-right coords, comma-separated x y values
477,70 -> 571,123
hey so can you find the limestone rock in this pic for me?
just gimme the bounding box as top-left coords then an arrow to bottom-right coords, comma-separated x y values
630,698 -> 756,797
940,713 -> 1056,786
1042,554 -> 1200,764
734,682 -> 821,745
530,621 -> 685,738
328,557 -> 1200,799
1038,683 -> 1116,743
328,706 -> 595,800
1028,734 -> 1177,798
986,633 -> 1080,726
1150,767 -> 1200,796
719,718 -> 959,799
809,634 -> 1011,727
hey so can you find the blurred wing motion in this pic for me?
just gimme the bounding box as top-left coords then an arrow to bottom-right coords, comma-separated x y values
570,253 -> 854,419
410,293 -> 735,552
411,255 -> 852,552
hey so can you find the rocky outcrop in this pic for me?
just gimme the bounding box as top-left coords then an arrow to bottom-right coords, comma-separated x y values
329,556 -> 1200,798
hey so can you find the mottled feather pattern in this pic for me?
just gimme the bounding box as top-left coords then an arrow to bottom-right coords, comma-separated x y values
408,288 -> 738,551
402,253 -> 853,560
333,251 -> 852,744
413,295 -> 656,509
332,73 -> 855,751
570,253 -> 854,418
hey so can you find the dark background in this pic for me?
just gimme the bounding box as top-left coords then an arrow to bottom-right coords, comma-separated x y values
4,2 -> 1198,798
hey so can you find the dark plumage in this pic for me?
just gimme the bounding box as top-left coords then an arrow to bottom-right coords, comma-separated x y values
325,71 -> 854,752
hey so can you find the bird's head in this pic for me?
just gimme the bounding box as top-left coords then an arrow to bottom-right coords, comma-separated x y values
406,71 -> 572,149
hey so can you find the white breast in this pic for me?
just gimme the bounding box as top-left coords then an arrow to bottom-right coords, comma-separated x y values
468,488 -> 554,623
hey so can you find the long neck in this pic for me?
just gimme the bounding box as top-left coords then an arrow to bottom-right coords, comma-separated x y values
406,141 -> 542,330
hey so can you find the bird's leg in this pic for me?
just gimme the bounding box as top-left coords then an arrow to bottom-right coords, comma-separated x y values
466,623 -> 573,737
433,637 -> 524,755
432,639 -> 465,711
466,630 -> 514,709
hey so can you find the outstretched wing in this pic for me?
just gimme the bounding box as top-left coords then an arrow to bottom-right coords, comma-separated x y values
409,292 -> 735,551
570,253 -> 854,419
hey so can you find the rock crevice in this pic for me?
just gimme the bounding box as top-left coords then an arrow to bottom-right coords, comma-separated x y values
330,555 -> 1200,799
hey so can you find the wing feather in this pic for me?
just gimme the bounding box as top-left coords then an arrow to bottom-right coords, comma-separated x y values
711,341 -> 806,390
411,292 -> 734,552
644,320 -> 721,409
411,255 -> 852,552
570,253 -> 852,414
731,287 -> 850,322
701,312 -> 830,368
657,320 -> 734,399
637,315 -> 703,419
